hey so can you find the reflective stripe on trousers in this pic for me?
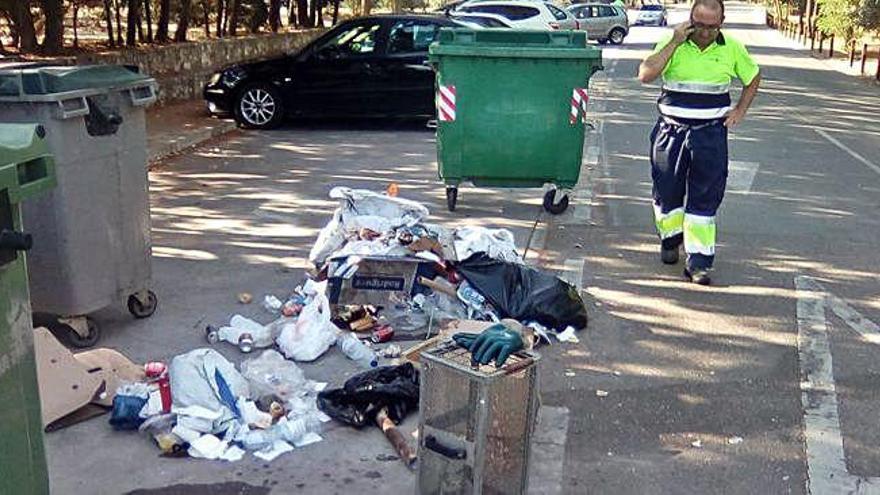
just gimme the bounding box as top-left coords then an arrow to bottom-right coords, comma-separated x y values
650,116 -> 728,270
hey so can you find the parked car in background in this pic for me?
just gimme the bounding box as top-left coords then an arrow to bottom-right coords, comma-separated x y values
449,12 -> 515,28
567,3 -> 628,44
633,4 -> 667,26
204,15 -> 472,129
455,1 -> 579,30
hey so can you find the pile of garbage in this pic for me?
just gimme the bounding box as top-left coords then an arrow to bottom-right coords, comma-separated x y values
106,186 -> 587,464
110,348 -> 329,462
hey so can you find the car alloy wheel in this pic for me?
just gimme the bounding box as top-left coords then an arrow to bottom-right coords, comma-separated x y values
609,28 -> 625,45
239,87 -> 277,127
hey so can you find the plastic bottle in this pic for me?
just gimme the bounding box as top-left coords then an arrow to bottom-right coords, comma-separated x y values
337,332 -> 378,368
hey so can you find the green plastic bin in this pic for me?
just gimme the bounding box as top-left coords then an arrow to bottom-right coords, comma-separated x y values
429,29 -> 602,213
0,123 -> 57,495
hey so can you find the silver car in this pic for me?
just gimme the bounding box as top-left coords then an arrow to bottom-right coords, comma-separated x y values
566,3 -> 629,44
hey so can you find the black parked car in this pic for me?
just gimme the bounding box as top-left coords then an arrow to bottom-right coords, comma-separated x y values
204,15 -> 463,129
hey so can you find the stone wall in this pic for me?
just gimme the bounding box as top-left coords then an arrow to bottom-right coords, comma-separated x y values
60,30 -> 324,104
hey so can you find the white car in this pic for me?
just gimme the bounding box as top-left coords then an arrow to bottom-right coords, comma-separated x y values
456,0 -> 580,30
450,12 -> 515,28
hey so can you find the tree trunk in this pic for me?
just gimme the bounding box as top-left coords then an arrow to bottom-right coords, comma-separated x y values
174,0 -> 192,41
332,0 -> 339,24
269,0 -> 282,32
73,3 -> 80,48
363,0 -> 372,16
41,0 -> 65,53
296,0 -> 308,27
144,0 -> 153,42
13,1 -> 40,52
137,8 -> 145,42
227,0 -> 241,37
157,0 -> 171,41
102,0 -> 116,46
216,0 -> 225,35
288,0 -> 297,26
202,0 -> 210,37
309,0 -> 318,27
127,0 -> 141,45
115,0 -> 124,44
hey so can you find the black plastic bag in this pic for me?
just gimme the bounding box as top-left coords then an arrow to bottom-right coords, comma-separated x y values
455,253 -> 588,331
317,363 -> 419,428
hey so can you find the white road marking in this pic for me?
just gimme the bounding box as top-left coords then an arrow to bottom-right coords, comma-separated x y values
561,258 -> 586,290
795,276 -> 880,494
727,160 -> 760,193
528,406 -> 570,495
815,129 -> 880,177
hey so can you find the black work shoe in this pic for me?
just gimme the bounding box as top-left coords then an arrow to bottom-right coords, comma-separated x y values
684,267 -> 711,286
661,246 -> 680,265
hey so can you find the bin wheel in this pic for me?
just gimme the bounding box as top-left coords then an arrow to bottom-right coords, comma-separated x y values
66,318 -> 101,348
446,187 -> 458,212
128,290 -> 158,319
543,189 -> 570,215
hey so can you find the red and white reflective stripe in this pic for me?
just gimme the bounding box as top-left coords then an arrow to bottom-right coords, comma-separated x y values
570,87 -> 589,124
437,85 -> 456,122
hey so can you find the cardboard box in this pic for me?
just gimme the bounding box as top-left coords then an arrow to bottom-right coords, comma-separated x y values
327,255 -> 438,306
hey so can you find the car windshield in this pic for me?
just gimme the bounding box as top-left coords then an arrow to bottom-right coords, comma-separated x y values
641,4 -> 663,10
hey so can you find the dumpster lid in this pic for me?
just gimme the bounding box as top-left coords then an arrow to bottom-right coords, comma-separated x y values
0,64 -> 156,101
429,28 -> 602,59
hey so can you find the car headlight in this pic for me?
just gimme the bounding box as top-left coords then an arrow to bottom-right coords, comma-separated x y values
208,72 -> 222,86
221,67 -> 246,88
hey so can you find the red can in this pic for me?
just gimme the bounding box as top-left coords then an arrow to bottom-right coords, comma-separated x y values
144,361 -> 167,379
371,324 -> 394,344
157,376 -> 172,413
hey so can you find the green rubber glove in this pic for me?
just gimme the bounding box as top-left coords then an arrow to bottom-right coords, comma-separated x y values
452,323 -> 524,367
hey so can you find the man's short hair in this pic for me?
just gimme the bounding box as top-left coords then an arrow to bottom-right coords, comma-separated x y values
693,0 -> 725,16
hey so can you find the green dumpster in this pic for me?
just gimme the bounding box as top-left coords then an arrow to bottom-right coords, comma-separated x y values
0,123 -> 56,495
429,29 -> 602,213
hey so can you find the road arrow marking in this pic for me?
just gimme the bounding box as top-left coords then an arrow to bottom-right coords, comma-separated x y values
795,276 -> 880,494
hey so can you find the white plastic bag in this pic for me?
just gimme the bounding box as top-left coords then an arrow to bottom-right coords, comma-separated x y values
277,292 -> 338,362
168,348 -> 250,433
453,226 -> 522,263
308,187 -> 430,267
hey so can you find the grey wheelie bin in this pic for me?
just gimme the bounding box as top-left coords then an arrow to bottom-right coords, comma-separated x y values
0,63 -> 159,347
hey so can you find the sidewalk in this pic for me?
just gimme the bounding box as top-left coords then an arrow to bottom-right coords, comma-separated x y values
146,99 -> 238,164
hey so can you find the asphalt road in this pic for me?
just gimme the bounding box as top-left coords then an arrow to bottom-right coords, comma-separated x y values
45,3 -> 880,494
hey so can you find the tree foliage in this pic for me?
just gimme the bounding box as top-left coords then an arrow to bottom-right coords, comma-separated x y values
817,0 -> 863,41
0,0 -> 340,54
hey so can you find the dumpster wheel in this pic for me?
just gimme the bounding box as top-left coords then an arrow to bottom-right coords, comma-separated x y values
543,189 -> 570,215
64,317 -> 101,348
446,186 -> 458,212
128,290 -> 158,319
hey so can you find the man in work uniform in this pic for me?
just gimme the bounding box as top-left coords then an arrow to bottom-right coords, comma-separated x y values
638,0 -> 760,285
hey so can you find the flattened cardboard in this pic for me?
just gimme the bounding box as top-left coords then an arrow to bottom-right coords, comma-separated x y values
34,327 -> 105,429
34,327 -> 144,430
74,348 -> 144,407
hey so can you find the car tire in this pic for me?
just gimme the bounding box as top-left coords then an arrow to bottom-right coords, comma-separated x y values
609,28 -> 626,45
234,83 -> 285,130
598,38 -> 608,45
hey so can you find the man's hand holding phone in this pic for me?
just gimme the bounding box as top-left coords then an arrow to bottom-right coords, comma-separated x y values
672,22 -> 695,46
